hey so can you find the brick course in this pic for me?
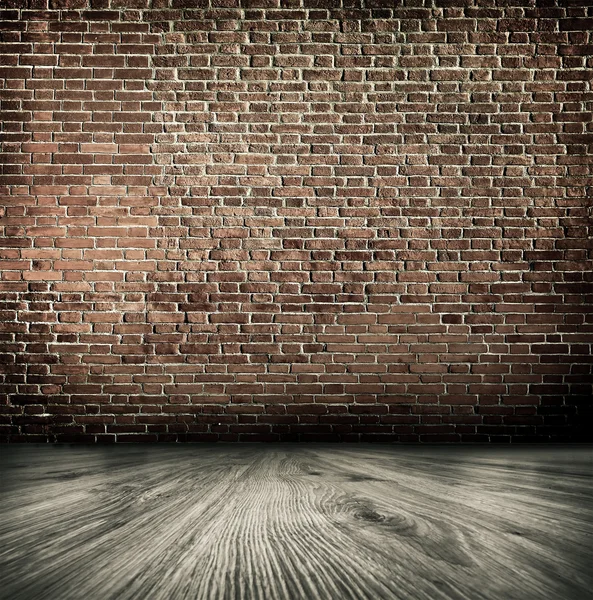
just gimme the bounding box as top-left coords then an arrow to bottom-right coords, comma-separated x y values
0,0 -> 591,442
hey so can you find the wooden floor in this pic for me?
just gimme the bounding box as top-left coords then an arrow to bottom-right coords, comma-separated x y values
0,445 -> 591,600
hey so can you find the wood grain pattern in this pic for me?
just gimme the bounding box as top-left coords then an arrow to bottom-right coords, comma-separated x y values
1,445 -> 592,600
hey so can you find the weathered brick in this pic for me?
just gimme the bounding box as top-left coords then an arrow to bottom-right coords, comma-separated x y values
0,0 -> 590,443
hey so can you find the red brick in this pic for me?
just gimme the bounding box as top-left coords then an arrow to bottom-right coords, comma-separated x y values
0,2 -> 589,443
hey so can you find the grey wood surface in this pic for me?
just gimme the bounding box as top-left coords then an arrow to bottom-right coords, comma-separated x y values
0,444 -> 591,600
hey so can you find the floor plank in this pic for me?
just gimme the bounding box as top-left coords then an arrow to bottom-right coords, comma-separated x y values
0,444 -> 592,600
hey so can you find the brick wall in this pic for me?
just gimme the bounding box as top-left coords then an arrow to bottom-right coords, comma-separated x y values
1,0 -> 591,442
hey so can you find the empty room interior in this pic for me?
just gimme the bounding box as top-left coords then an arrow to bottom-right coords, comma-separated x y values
0,0 -> 592,598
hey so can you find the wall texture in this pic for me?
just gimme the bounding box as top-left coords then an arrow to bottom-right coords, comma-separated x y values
0,0 -> 591,442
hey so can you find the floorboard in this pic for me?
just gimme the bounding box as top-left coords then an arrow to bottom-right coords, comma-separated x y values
1,444 -> 592,600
